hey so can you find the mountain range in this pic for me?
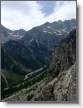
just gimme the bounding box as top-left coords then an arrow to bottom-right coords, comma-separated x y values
1,19 -> 77,102
0,24 -> 26,43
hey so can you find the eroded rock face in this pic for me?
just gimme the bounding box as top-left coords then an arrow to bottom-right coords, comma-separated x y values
32,64 -> 78,103
49,29 -> 76,78
53,63 -> 77,103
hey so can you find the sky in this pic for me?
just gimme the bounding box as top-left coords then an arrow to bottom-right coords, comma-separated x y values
1,1 -> 76,30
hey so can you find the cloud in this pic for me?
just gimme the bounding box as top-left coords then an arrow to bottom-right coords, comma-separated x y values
1,1 -> 76,30
45,1 -> 76,22
1,1 -> 45,30
37,1 -> 55,16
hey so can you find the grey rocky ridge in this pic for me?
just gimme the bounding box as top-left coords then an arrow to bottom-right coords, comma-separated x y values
1,19 -> 77,102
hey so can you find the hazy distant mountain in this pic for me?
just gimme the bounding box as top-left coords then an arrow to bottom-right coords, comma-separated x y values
0,25 -> 26,43
0,24 -> 12,33
22,19 -> 76,48
11,29 -> 26,39
0,25 -> 12,43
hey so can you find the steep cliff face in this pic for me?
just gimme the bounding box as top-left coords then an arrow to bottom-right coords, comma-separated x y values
32,63 -> 77,103
48,29 -> 76,78
53,63 -> 77,103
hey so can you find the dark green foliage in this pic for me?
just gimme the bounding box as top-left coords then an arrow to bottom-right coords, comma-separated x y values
1,47 -> 31,75
2,40 -> 42,70
2,68 -> 47,99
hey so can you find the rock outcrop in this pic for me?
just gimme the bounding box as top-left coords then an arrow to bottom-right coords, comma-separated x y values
32,63 -> 78,103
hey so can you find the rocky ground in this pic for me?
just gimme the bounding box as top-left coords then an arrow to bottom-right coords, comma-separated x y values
31,63 -> 78,103
3,63 -> 78,103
